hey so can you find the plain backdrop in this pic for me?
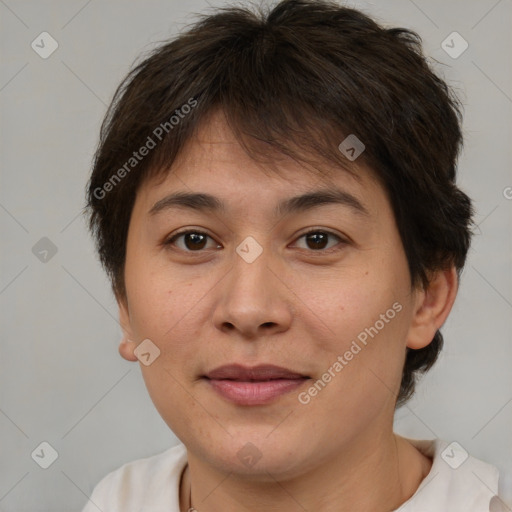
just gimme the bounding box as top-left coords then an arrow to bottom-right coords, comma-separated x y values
0,0 -> 511,510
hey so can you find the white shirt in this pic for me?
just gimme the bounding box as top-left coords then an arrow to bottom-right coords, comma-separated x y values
82,438 -> 501,512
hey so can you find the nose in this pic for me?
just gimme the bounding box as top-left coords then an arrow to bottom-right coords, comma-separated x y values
211,245 -> 293,339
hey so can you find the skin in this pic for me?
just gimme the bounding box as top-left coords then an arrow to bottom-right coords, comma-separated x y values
118,109 -> 457,512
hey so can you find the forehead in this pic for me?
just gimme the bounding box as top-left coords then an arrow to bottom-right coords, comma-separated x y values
138,109 -> 386,217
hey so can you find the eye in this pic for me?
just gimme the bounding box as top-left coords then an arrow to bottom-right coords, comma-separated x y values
293,230 -> 345,252
165,230 -> 222,251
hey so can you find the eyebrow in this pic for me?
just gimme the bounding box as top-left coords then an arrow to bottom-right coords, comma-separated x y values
276,189 -> 368,217
148,188 -> 369,217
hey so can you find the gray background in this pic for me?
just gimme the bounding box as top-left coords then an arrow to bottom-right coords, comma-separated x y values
0,0 -> 511,510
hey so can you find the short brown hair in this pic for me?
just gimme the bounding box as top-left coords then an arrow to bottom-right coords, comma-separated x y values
86,0 -> 473,406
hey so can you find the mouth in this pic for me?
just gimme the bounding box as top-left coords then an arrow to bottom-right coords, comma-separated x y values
203,364 -> 310,405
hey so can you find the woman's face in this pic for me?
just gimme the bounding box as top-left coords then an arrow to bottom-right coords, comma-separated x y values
119,111 -> 425,478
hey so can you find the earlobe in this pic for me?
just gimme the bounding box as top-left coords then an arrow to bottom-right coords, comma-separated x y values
117,294 -> 138,362
119,337 -> 138,361
406,266 -> 458,350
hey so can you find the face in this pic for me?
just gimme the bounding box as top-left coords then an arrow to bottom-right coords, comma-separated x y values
119,110 -> 430,478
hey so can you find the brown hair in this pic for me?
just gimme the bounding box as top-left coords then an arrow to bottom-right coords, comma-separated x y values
86,0 -> 473,406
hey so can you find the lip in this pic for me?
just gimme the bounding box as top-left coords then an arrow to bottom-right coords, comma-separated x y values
205,363 -> 307,380
203,364 -> 310,405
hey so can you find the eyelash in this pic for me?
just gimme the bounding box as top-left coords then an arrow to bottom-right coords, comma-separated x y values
164,228 -> 347,254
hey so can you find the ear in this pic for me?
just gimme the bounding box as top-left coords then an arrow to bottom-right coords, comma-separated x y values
406,266 -> 458,349
117,294 -> 138,362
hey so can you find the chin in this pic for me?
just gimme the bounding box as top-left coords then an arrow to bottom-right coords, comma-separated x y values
197,430 -> 316,479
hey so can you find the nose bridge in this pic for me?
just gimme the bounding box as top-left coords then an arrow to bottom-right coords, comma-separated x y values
212,238 -> 292,336
228,240 -> 275,306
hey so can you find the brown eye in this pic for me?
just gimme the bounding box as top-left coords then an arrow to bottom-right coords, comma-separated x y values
182,233 -> 207,250
294,230 -> 343,251
305,232 -> 329,250
166,231 -> 221,251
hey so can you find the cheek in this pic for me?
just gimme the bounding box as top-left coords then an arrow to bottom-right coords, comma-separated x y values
293,264 -> 410,398
124,252 -> 194,338
295,265 -> 406,343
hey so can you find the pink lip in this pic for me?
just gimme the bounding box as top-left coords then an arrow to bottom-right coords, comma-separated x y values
206,378 -> 308,405
205,363 -> 307,380
203,364 -> 309,405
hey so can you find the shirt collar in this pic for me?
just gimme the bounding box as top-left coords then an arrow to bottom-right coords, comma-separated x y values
395,438 -> 500,511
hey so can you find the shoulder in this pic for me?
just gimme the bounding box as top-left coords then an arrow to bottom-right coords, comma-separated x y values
397,438 -> 502,512
82,442 -> 187,512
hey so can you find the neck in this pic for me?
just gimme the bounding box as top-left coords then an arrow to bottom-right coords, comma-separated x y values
180,431 -> 431,512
